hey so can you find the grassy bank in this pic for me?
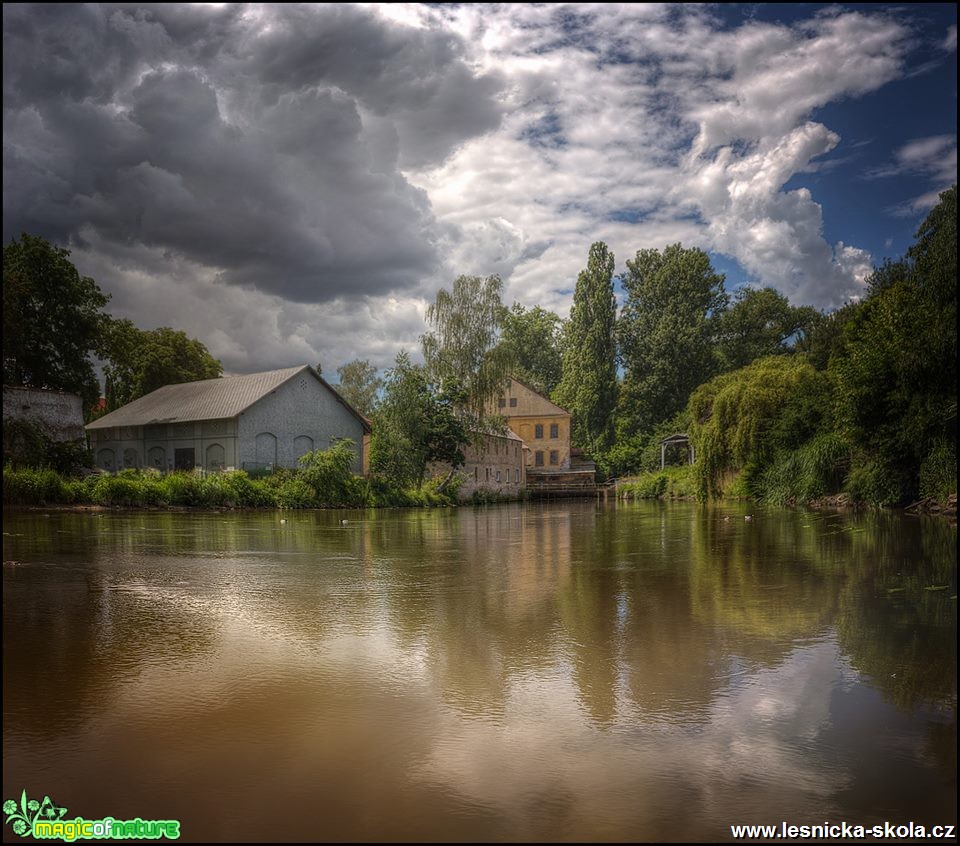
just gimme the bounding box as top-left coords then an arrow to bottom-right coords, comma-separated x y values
618,464 -> 699,500
2,466 -> 462,509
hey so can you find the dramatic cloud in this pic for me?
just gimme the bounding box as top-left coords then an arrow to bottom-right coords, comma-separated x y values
2,4 -> 948,372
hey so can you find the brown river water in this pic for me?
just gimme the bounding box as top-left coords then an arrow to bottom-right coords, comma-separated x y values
2,502 -> 956,841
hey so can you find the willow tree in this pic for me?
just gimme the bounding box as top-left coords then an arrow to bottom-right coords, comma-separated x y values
553,242 -> 618,454
421,274 -> 513,421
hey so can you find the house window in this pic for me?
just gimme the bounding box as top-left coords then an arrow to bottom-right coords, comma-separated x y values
515,468 -> 519,482
509,397 -> 517,407
475,467 -> 478,481
535,424 -> 543,439
496,470 -> 501,482
550,423 -> 559,439
535,451 -> 544,466
550,450 -> 559,465
486,467 -> 490,480
499,397 -> 506,408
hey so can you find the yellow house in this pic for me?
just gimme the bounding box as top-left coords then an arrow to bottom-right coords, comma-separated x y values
490,378 -> 572,470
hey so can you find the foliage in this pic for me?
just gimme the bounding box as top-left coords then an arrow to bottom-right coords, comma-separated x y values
795,301 -> 860,371
2,419 -> 92,475
618,465 -> 698,500
99,319 -> 222,411
830,186 -> 956,505
553,242 -> 618,455
498,303 -> 563,395
369,352 -> 470,489
716,286 -> 819,371
617,243 -> 727,437
689,356 -> 821,500
3,233 -> 109,409
334,359 -> 382,417
752,433 -> 851,505
421,274 -> 513,420
918,440 -> 956,502
297,439 -> 367,506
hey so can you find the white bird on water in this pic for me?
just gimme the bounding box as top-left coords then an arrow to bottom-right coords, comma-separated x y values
340,519 -> 349,525
744,515 -> 753,521
279,518 -> 287,524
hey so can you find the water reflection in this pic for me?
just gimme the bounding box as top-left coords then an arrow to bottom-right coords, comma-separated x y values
3,503 -> 956,841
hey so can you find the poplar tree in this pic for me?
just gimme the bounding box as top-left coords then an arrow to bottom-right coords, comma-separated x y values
553,242 -> 618,454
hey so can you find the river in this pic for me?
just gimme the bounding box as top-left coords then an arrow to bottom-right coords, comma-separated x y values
2,502 -> 956,841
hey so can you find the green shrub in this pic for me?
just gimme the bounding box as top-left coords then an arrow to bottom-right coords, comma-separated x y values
2,467 -> 70,504
274,478 -> 316,508
919,440 -> 957,501
845,459 -> 911,507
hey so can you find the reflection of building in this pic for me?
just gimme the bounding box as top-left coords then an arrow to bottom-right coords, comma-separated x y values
488,378 -> 572,470
428,430 -> 527,497
85,365 -> 369,473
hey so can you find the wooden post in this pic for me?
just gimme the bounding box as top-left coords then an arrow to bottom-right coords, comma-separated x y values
660,443 -> 666,470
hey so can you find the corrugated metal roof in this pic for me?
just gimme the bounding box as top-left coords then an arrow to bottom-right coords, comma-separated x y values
86,366 -> 308,429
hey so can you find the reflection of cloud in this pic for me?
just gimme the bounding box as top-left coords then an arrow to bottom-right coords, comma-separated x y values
414,638 -> 857,839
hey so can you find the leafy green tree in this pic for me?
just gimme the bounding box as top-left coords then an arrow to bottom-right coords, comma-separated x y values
100,319 -> 222,411
3,233 -> 109,409
335,359 -> 382,417
716,286 -> 820,371
617,243 -> 727,438
421,274 -> 513,420
830,185 -> 956,504
369,351 -> 469,488
498,303 -> 563,394
553,242 -> 618,454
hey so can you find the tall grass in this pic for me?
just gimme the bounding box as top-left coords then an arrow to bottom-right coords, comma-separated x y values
3,465 -> 462,509
754,433 -> 850,505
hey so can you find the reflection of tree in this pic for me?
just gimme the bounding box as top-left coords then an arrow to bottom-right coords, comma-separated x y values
827,511 -> 957,712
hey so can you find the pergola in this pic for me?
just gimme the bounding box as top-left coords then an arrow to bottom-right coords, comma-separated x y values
659,433 -> 695,469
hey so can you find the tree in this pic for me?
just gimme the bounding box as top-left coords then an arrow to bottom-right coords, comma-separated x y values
421,274 -> 512,420
617,243 -> 728,438
3,233 -> 109,409
335,359 -> 382,417
369,351 -> 470,489
100,319 -> 222,411
553,242 -> 618,454
498,303 -> 563,395
716,286 -> 820,371
830,185 -> 956,504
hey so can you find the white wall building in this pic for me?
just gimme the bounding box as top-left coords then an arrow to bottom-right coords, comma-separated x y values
85,366 -> 369,473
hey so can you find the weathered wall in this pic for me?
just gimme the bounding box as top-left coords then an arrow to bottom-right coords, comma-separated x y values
428,432 -> 526,499
89,419 -> 239,471
3,386 -> 85,441
237,371 -> 365,472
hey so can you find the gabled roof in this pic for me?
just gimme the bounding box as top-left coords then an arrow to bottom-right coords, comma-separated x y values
506,376 -> 570,415
86,365 -> 371,433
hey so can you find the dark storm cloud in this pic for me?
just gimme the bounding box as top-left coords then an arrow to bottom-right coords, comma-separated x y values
2,3 -> 506,303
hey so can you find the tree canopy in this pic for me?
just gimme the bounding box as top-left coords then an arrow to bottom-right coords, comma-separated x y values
369,351 -> 469,489
553,242 -> 618,455
335,359 -> 382,417
421,274 -> 512,420
3,233 -> 109,409
497,303 -> 563,395
99,319 -> 223,412
617,243 -> 727,438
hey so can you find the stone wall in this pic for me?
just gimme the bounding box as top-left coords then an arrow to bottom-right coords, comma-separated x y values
428,432 -> 526,499
2,386 -> 85,441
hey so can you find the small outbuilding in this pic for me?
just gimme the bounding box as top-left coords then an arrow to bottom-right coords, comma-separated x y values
85,365 -> 370,473
659,433 -> 696,469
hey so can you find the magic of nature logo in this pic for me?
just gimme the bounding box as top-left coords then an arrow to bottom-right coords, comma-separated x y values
3,790 -> 180,841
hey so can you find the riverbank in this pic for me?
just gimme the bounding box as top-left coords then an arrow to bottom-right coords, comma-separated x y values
1,466 -> 530,510
616,465 -> 957,518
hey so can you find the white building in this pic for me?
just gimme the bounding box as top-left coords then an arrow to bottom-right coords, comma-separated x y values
85,365 -> 370,473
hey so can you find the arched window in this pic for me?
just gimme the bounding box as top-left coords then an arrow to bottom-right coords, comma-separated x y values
123,448 -> 139,469
97,449 -> 115,470
148,447 -> 165,469
255,432 -> 277,467
206,443 -> 225,471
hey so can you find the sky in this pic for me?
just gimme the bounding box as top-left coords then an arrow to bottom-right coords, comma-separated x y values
3,3 -> 957,377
